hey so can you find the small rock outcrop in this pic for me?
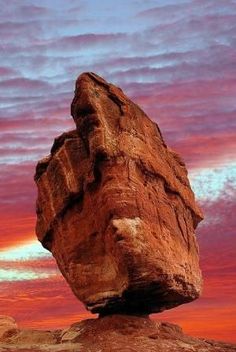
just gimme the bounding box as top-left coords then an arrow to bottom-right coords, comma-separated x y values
1,315 -> 236,352
34,72 -> 203,315
0,316 -> 17,341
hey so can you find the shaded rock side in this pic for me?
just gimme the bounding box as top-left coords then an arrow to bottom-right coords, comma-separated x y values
1,315 -> 236,352
35,72 -> 204,315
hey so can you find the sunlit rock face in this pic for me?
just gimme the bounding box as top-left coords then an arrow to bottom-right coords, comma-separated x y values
34,72 -> 203,315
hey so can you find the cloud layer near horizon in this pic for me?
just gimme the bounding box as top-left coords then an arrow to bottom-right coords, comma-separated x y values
0,0 -> 235,343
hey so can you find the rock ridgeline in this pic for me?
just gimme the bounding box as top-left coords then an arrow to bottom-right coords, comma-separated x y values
1,73 -> 235,351
1,315 -> 236,352
35,72 -> 203,316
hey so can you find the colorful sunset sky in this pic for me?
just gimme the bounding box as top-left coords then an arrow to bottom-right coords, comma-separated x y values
0,0 -> 236,343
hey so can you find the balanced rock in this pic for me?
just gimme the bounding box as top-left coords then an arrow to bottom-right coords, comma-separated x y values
35,72 -> 203,315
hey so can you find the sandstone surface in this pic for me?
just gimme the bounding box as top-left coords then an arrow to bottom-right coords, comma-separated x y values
0,315 -> 236,352
0,316 -> 17,340
35,72 -> 203,315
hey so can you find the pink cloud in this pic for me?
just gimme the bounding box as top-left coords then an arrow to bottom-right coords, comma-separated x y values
0,67 -> 18,76
0,77 -> 50,90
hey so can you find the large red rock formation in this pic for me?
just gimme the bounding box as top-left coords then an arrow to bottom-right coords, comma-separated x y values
1,315 -> 236,352
35,72 -> 203,315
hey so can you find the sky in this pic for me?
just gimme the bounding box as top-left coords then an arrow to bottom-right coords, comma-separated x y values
0,0 -> 236,343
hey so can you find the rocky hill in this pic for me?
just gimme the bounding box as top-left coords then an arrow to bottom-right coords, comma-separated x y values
1,315 -> 236,352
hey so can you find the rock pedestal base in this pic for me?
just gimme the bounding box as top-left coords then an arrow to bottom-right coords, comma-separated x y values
0,315 -> 235,352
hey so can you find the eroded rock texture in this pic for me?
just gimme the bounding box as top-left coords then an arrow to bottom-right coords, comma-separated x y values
1,315 -> 236,352
35,72 -> 203,315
